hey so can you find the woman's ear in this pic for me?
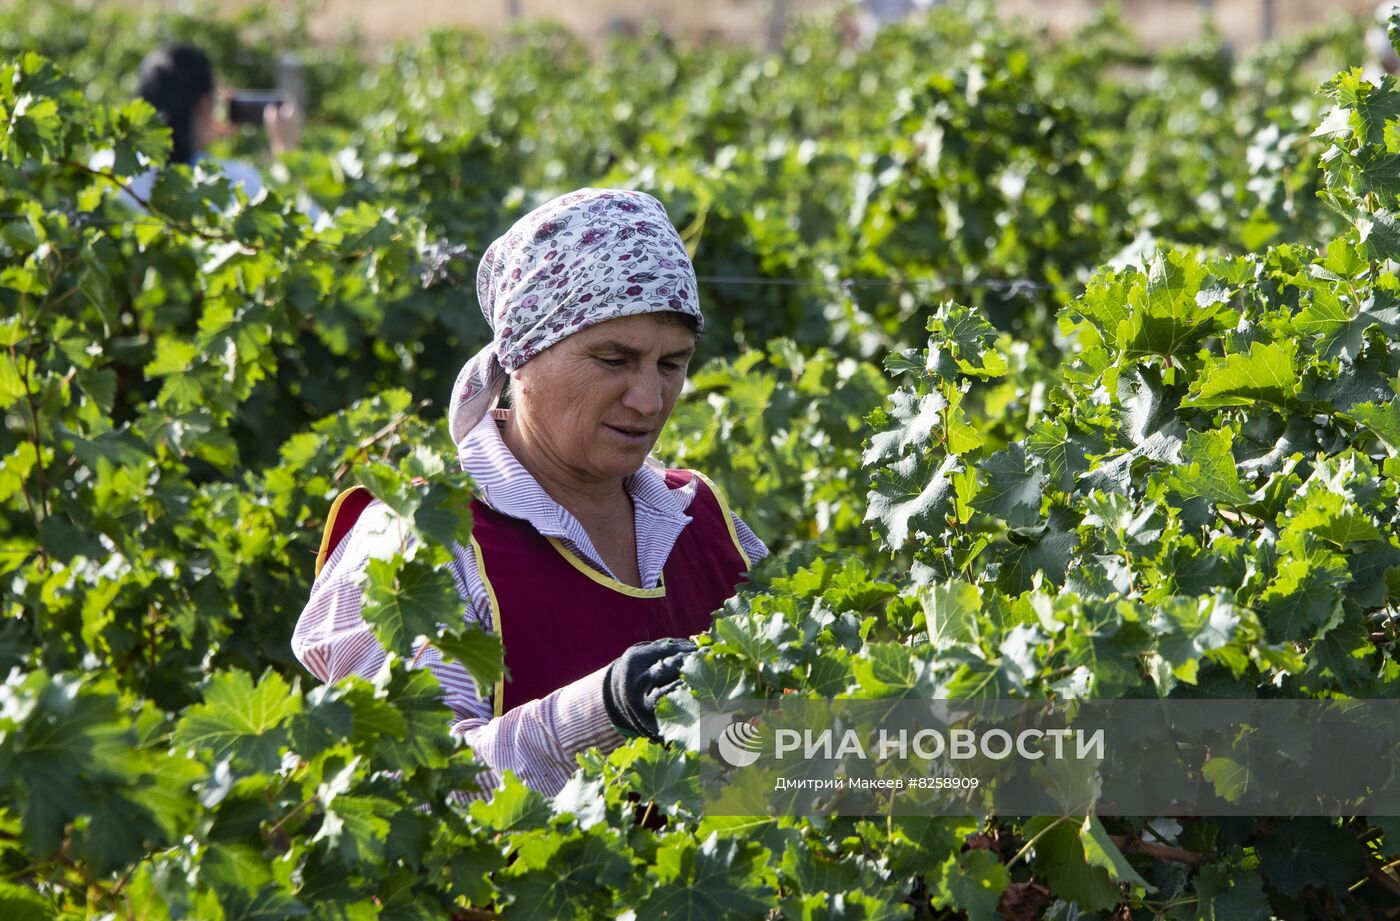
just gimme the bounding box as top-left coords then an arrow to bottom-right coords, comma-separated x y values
505,368 -> 526,405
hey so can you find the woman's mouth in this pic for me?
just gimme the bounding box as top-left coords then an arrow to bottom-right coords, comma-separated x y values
605,424 -> 652,445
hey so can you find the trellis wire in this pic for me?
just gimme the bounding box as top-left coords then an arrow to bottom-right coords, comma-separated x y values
0,209 -> 1076,300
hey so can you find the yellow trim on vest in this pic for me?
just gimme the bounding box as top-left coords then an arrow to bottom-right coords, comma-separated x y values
315,485 -> 371,579
468,534 -> 508,718
691,470 -> 752,569
466,470 -> 747,715
545,536 -> 668,598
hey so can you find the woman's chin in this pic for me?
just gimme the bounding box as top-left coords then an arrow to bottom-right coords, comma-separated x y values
591,446 -> 654,479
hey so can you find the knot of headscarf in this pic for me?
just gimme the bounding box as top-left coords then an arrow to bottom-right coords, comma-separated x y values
448,188 -> 703,445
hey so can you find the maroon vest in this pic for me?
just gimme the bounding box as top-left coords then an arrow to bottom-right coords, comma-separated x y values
469,470 -> 750,714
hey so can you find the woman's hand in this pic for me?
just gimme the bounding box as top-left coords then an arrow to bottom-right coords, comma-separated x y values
602,637 -> 698,741
264,100 -> 302,155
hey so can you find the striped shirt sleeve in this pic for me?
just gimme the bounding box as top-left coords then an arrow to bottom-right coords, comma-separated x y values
730,511 -> 769,568
291,499 -> 622,797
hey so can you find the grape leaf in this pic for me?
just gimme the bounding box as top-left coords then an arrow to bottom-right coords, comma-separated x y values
996,508 -> 1078,594
1027,419 -> 1106,493
1184,341 -> 1300,409
971,444 -> 1045,526
432,624 -> 506,695
1118,365 -> 1187,463
0,881 -> 55,921
922,580 -> 983,651
1080,815 -> 1152,891
1021,816 -> 1121,912
1256,819 -> 1368,898
361,555 -> 463,658
174,670 -> 300,772
866,452 -> 961,550
1148,594 -> 1244,685
551,775 -> 608,830
634,833 -> 772,921
926,303 -> 1006,378
468,773 -> 551,832
1330,70 -> 1400,146
943,382 -> 986,457
502,829 -> 632,920
1352,398 -> 1400,453
1118,250 -> 1219,358
933,849 -> 1009,921
1282,488 -> 1382,548
1193,864 -> 1271,921
314,794 -> 395,867
1257,540 -> 1349,642
1164,428 -> 1250,507
862,388 -> 947,465
1296,291 -> 1400,363
1322,193 -> 1400,262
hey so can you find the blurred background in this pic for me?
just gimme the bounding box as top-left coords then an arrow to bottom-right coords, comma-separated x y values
91,0 -> 1386,49
2,0 -> 1392,462
6,0 -> 1386,386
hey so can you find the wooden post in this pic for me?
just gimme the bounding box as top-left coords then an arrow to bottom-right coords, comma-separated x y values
1261,0 -> 1275,41
506,0 -> 522,21
767,0 -> 789,53
276,53 -> 304,113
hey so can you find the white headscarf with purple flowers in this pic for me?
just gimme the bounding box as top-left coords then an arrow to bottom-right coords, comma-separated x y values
448,188 -> 703,445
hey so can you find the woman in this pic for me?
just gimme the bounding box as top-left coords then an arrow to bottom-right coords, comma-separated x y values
293,188 -> 767,796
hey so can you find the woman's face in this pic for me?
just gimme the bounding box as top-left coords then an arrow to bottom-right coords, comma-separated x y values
510,312 -> 698,484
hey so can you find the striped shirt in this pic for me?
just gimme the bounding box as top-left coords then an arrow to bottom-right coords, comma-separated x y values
291,409 -> 768,796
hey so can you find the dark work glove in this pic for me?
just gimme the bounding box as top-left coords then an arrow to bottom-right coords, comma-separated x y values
602,637 -> 698,741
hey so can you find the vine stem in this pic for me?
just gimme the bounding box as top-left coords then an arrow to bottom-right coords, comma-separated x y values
1138,895 -> 1198,913
1005,815 -> 1069,869
0,861 -> 46,882
12,297 -> 50,525
1008,819 -> 1205,873
330,398 -> 433,485
57,158 -> 229,245
263,796 -> 318,842
1362,862 -> 1400,901
9,343 -> 43,532
56,159 -> 397,264
1108,834 -> 1204,868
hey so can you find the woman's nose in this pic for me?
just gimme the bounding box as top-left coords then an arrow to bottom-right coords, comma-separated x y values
621,369 -> 665,416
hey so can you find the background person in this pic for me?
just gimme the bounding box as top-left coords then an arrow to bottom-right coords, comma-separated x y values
105,42 -> 302,207
293,188 -> 768,797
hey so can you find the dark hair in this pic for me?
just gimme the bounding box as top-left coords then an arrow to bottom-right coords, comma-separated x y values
137,43 -> 215,166
651,311 -> 701,335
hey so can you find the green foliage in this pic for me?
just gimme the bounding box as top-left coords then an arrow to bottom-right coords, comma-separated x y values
1,2 -> 1398,919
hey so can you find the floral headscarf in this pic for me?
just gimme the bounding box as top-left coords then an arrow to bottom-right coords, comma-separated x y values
448,188 -> 703,444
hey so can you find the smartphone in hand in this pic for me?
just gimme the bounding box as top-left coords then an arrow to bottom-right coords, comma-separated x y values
226,90 -> 285,125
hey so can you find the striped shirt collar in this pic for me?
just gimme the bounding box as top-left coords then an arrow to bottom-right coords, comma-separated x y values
455,408 -> 692,542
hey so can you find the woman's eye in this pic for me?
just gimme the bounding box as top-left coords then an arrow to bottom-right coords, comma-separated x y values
660,361 -> 684,374
596,356 -> 627,368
